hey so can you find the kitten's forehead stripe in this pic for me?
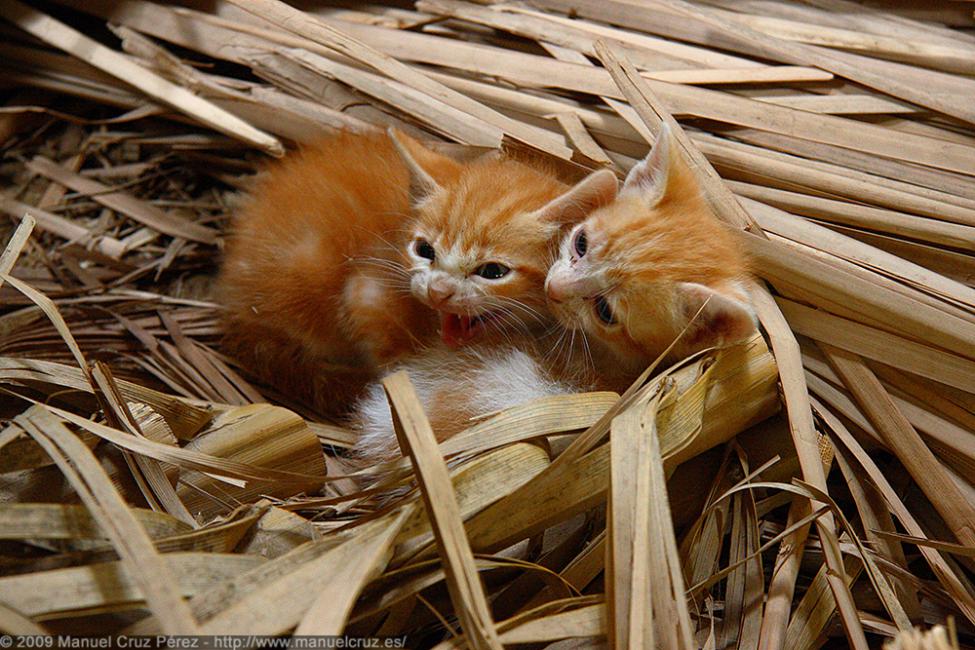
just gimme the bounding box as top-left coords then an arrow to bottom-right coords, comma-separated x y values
587,195 -> 744,287
419,159 -> 565,256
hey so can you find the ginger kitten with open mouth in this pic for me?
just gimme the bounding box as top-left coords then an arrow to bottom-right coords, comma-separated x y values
399,135 -> 614,351
350,127 -> 759,465
218,129 -> 616,408
545,126 -> 758,374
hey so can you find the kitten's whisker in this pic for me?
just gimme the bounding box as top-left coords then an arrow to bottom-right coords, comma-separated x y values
486,306 -> 532,336
486,311 -> 519,349
486,306 -> 532,342
356,268 -> 410,283
469,295 -> 533,338
579,328 -> 595,372
544,328 -> 568,365
496,311 -> 534,341
359,228 -> 414,262
549,327 -> 569,368
566,329 -> 577,369
494,297 -> 546,325
497,325 -> 517,350
480,296 -> 546,331
368,282 -> 414,295
357,256 -> 410,273
358,256 -> 405,267
543,324 -> 564,339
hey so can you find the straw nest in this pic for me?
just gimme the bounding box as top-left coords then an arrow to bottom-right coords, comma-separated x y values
0,0 -> 974,648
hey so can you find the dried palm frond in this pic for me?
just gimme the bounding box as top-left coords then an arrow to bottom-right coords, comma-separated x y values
1,0 -> 974,646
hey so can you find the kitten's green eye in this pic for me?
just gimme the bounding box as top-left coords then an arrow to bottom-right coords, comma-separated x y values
594,296 -> 616,325
475,262 -> 510,280
415,239 -> 435,261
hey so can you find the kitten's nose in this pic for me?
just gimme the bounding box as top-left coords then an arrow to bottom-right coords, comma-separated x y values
427,284 -> 455,307
547,274 -> 601,303
546,278 -> 567,304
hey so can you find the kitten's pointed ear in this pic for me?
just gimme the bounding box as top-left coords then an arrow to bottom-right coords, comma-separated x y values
622,123 -> 680,205
388,128 -> 461,205
530,168 -> 618,225
677,282 -> 757,349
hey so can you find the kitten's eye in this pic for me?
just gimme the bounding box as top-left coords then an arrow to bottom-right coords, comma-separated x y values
414,239 -> 435,261
594,296 -> 616,325
573,229 -> 588,258
474,262 -> 510,280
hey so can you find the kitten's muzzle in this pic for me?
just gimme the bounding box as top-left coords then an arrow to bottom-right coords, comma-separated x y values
546,273 -> 602,303
544,276 -> 563,303
426,284 -> 455,307
545,276 -> 577,303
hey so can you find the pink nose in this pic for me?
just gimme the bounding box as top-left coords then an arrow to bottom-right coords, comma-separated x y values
427,284 -> 454,306
546,278 -> 569,304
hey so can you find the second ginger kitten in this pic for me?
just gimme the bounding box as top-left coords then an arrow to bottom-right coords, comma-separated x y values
546,125 -> 757,373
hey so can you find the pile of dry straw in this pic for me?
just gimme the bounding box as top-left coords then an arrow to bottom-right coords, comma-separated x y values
1,0 -> 974,648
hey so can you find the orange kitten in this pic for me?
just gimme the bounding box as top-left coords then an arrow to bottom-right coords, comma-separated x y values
396,135 -> 615,350
218,130 -> 616,407
545,126 -> 757,373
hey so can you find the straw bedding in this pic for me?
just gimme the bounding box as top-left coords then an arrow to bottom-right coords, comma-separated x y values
0,0 -> 974,648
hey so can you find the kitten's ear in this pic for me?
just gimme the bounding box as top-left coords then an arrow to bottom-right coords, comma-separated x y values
677,282 -> 757,349
622,124 -> 683,205
388,128 -> 461,205
530,168 -> 618,225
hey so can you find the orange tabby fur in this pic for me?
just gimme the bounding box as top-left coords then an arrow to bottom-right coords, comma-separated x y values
218,130 -> 616,410
351,131 -> 756,464
545,126 -> 756,373
220,131 -> 438,370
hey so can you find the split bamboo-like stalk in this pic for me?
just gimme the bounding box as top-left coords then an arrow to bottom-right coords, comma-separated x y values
2,0 -> 283,155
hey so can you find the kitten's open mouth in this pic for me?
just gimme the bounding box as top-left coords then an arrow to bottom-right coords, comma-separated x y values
440,311 -> 496,347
